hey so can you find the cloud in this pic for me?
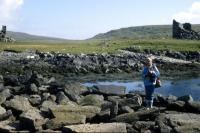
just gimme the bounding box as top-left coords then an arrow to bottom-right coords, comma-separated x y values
0,0 -> 24,26
172,1 -> 200,23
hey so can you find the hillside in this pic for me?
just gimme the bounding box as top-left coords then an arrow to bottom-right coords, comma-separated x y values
6,31 -> 67,42
92,24 -> 200,39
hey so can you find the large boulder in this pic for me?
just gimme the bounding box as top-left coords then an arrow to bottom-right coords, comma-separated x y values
29,95 -> 42,106
62,123 -> 127,133
156,112 -> 200,133
19,109 -> 46,131
177,95 -> 193,103
0,106 -> 6,115
50,105 -> 101,120
78,94 -> 104,107
112,109 -> 161,123
0,89 -> 11,104
3,75 -> 20,86
56,91 -> 70,105
64,82 -> 88,102
40,100 -> 57,114
0,120 -> 17,132
93,85 -> 126,95
44,103 -> 100,130
185,101 -> 200,113
166,101 -> 185,112
4,95 -> 34,114
45,112 -> 86,130
133,121 -> 155,132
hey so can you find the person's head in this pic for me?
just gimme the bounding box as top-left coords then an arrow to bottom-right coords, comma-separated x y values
145,57 -> 153,67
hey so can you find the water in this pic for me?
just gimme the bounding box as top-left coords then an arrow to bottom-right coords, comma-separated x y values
83,78 -> 200,101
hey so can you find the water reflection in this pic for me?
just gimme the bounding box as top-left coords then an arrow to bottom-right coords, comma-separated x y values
83,78 -> 200,101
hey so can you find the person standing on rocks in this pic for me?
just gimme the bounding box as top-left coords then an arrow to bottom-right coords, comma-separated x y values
142,56 -> 160,109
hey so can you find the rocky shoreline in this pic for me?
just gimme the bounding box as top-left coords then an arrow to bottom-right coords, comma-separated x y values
0,49 -> 199,78
0,71 -> 199,132
0,49 -> 199,132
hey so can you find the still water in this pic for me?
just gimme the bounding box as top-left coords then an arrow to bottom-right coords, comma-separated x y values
83,78 -> 200,100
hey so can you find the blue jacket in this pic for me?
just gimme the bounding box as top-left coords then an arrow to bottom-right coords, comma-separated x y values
142,64 -> 160,87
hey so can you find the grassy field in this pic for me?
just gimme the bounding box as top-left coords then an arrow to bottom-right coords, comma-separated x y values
0,39 -> 200,54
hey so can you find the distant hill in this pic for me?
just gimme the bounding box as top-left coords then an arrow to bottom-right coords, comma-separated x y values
6,31 -> 67,42
92,24 -> 200,39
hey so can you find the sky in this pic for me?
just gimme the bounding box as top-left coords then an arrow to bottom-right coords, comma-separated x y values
0,0 -> 200,40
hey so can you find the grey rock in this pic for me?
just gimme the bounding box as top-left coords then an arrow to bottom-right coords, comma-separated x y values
112,109 -> 161,123
64,82 -> 88,102
166,101 -> 185,112
156,112 -> 200,133
177,95 -> 193,103
29,95 -> 42,106
119,106 -> 134,114
133,121 -> 155,131
56,91 -> 70,105
3,74 -> 19,86
0,110 -> 12,121
93,85 -> 126,95
0,89 -> 11,104
62,123 -> 127,133
78,94 -> 104,107
19,109 -> 46,131
30,83 -> 38,94
4,95 -> 33,114
185,101 -> 200,113
0,120 -> 16,132
0,106 -> 6,115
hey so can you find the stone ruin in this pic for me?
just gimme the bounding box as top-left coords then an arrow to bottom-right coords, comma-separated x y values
172,20 -> 200,40
0,25 -> 6,41
0,25 -> 15,43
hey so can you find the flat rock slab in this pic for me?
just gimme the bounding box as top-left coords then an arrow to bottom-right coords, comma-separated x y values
63,123 -> 127,133
157,112 -> 200,133
93,85 -> 126,95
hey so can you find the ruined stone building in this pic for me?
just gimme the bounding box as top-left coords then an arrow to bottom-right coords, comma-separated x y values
0,25 -> 15,43
0,25 -> 6,41
173,20 -> 200,40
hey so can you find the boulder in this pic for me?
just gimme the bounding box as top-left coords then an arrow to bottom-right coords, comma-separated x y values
4,95 -> 34,114
185,101 -> 200,113
93,85 -> 126,95
45,112 -> 86,130
119,106 -> 134,114
91,109 -> 111,123
56,91 -> 70,105
78,94 -> 104,107
0,110 -> 12,121
112,109 -> 160,123
62,123 -> 127,133
40,100 -> 57,114
133,121 -> 155,131
64,82 -> 88,102
38,85 -> 49,92
50,105 -> 101,120
0,120 -> 16,132
29,83 -> 38,94
29,95 -> 42,106
0,89 -> 11,104
0,106 -> 6,115
166,101 -> 185,112
156,112 -> 200,133
177,95 -> 193,103
3,75 -> 20,86
108,95 -> 142,109
19,109 -> 46,131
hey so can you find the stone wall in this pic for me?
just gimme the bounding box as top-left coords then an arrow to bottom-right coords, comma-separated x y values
172,20 -> 200,40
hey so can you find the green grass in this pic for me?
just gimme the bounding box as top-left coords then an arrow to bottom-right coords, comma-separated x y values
0,39 -> 200,54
